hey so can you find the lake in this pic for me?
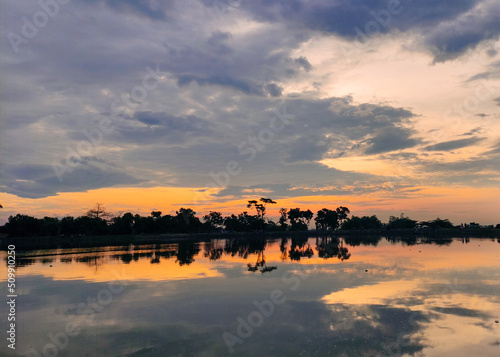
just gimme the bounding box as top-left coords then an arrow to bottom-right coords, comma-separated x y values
1,236 -> 500,356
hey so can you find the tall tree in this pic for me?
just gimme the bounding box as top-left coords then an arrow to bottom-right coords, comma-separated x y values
86,203 -> 112,220
287,208 -> 313,231
259,197 -> 277,219
175,208 -> 201,233
247,197 -> 277,219
315,208 -> 339,231
247,200 -> 265,218
278,208 -> 289,230
335,206 -> 350,225
203,211 -> 224,229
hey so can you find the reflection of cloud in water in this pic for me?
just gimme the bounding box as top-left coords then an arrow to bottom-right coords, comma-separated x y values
322,277 -> 500,357
322,280 -> 421,306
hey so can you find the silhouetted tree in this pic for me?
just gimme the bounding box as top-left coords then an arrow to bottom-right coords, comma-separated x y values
40,217 -> 59,236
288,208 -> 313,231
133,214 -> 155,234
151,211 -> 162,220
203,211 -> 224,230
157,214 -> 175,233
75,216 -> 108,235
259,197 -> 277,218
86,203 -> 112,220
336,206 -> 350,225
60,216 -> 77,236
175,208 -> 201,233
110,212 -> 135,235
5,214 -> 41,237
247,197 -> 276,219
387,213 -> 417,229
315,208 -> 339,231
428,218 -> 454,229
342,215 -> 383,230
278,208 -> 289,230
247,200 -> 265,218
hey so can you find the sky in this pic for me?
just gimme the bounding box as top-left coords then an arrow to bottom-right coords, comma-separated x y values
1,0 -> 500,225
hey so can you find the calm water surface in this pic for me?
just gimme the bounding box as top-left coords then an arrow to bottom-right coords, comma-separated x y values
1,236 -> 500,356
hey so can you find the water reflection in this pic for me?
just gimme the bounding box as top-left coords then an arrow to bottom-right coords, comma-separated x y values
1,236 -> 499,357
5,235 -> 500,271
5,236 -> 355,270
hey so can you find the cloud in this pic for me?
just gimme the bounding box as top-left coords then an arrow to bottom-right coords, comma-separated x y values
265,83 -> 283,97
220,0 -> 498,63
467,61 -> 500,82
1,161 -> 141,199
1,0 -> 498,205
422,0 -> 500,63
294,56 -> 312,72
81,0 -> 175,21
176,74 -> 268,95
286,136 -> 330,162
423,137 -> 485,151
365,126 -> 421,154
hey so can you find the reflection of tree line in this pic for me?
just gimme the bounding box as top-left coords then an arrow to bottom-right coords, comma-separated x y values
9,236 -> 500,268
10,237 -> 352,269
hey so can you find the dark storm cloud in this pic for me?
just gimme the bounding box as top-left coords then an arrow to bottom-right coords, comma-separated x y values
1,162 -> 141,199
422,0 -> 500,63
223,0 -> 497,62
241,0 -> 477,34
423,137 -> 485,151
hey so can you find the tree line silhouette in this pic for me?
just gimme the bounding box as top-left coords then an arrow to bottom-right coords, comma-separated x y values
0,198 -> 498,238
